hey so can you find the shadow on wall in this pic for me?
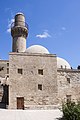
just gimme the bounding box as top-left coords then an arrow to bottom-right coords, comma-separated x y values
0,85 -> 9,109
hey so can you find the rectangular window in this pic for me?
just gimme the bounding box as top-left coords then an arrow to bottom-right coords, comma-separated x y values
7,68 -> 9,74
7,75 -> 9,78
18,69 -> 23,74
67,78 -> 70,83
0,67 -> 4,71
38,69 -> 43,75
7,63 -> 9,67
38,84 -> 42,90
66,95 -> 71,103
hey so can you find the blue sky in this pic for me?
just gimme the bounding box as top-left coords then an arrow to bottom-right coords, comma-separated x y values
0,0 -> 80,68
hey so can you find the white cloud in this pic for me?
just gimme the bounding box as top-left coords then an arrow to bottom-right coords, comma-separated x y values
36,31 -> 51,39
7,28 -> 11,33
7,18 -> 14,33
61,27 -> 66,31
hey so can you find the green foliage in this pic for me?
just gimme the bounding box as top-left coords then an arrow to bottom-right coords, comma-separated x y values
61,102 -> 80,120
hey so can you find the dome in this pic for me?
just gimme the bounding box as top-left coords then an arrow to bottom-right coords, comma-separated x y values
16,12 -> 24,16
25,45 -> 50,54
57,57 -> 71,69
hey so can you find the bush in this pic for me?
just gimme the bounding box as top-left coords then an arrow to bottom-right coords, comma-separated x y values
61,101 -> 80,120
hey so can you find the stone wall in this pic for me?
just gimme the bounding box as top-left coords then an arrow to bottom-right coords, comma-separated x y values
57,69 -> 80,104
9,53 -> 58,109
0,60 -> 9,102
0,60 -> 9,78
1,56 -> 80,109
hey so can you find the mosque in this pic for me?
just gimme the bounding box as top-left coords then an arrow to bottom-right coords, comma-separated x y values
0,13 -> 80,109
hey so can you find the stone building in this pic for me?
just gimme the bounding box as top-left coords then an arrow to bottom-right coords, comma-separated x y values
0,13 -> 80,109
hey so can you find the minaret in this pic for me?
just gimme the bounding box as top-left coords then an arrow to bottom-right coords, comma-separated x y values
11,13 -> 28,52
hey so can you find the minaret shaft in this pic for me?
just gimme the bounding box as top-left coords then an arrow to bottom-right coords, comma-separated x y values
11,13 -> 28,52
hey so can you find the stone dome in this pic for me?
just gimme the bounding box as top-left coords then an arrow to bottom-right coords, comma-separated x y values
16,12 -> 24,16
57,57 -> 71,69
25,45 -> 50,54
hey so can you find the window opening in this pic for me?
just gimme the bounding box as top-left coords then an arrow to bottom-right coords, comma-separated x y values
38,69 -> 43,75
38,84 -> 42,90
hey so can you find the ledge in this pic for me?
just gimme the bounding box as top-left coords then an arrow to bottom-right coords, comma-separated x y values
0,60 -> 9,62
9,52 -> 56,57
57,68 -> 80,73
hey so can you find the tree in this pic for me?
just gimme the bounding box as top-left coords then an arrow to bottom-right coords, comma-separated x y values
61,101 -> 80,120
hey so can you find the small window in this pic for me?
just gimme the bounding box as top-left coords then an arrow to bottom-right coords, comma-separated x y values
0,67 -> 4,71
38,69 -> 43,75
7,75 -> 9,78
38,84 -> 42,90
61,65 -> 63,69
18,69 -> 23,74
67,78 -> 70,83
7,68 -> 9,74
7,63 -> 9,67
66,95 -> 71,103
17,49 -> 19,52
65,65 -> 66,69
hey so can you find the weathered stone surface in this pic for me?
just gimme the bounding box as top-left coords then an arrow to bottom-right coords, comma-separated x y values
0,56 -> 80,109
0,56 -> 80,110
57,69 -> 80,104
0,60 -> 9,78
9,53 -> 58,109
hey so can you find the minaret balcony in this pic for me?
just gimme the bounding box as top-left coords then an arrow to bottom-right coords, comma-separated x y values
11,21 -> 28,30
